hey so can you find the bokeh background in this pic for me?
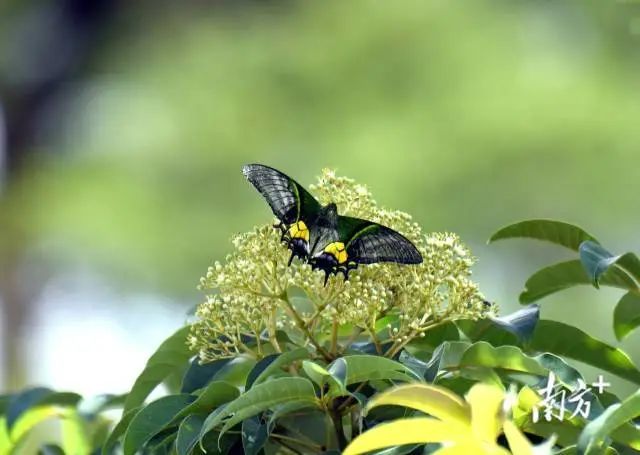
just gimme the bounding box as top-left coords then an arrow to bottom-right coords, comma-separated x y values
2,0 -> 640,402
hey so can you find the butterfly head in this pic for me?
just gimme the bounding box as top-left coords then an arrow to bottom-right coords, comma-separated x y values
320,203 -> 338,220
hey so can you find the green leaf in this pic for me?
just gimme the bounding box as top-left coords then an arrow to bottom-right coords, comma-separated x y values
614,292 -> 640,341
176,414 -> 205,455
531,320 -> 640,384
425,341 -> 583,390
78,394 -> 126,419
488,304 -> 539,342
211,356 -> 256,387
579,241 -> 640,289
365,383 -> 471,426
458,342 -> 583,390
60,409 -> 91,455
302,360 -> 347,397
343,417 -> 469,455
460,342 -> 543,375
39,444 -> 65,455
123,326 -> 193,413
332,355 -> 421,386
245,355 -> 280,390
488,219 -> 598,251
176,381 -> 238,419
198,377 -> 317,444
122,394 -> 194,455
519,260 -> 636,303
6,388 -> 81,432
0,417 -> 10,455
458,305 -> 539,344
250,347 -> 309,387
102,406 -> 142,455
268,401 -> 318,429
406,321 -> 460,352
181,358 -> 232,393
578,388 -> 640,454
424,341 -> 471,382
241,415 -> 270,455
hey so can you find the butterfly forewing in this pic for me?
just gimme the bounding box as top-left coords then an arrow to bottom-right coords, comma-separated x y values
242,164 -> 321,225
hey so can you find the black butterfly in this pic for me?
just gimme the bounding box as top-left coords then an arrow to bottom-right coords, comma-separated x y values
242,164 -> 423,285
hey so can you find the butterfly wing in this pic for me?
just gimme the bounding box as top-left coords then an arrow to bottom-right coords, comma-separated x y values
242,164 -> 321,225
338,216 -> 423,265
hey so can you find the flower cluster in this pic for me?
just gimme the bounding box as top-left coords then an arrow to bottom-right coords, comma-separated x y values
188,169 -> 491,362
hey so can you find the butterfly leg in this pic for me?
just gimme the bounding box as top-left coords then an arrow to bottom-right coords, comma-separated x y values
288,250 -> 296,266
341,262 -> 358,281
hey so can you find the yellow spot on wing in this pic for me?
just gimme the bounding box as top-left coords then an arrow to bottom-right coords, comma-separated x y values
288,220 -> 310,241
324,242 -> 348,264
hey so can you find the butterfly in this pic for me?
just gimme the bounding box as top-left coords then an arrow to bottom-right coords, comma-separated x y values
242,164 -> 423,285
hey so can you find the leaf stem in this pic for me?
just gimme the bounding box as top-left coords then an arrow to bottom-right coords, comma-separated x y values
280,293 -> 333,361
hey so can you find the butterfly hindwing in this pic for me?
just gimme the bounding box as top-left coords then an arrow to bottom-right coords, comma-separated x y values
338,216 -> 423,265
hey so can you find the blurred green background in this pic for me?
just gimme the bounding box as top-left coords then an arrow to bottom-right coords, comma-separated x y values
1,0 -> 640,399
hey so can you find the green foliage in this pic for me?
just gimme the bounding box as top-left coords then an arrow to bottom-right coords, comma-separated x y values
123,325 -> 193,413
5,204 -> 640,453
489,220 -> 598,252
578,388 -> 640,454
490,219 -> 640,341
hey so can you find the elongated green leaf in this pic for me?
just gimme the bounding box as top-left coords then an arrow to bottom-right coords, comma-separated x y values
181,358 -> 232,393
407,321 -> 460,351
519,260 -> 636,303
489,219 -> 597,251
250,347 -> 310,387
343,417 -> 470,455
123,394 -> 194,455
124,326 -> 193,413
425,341 -> 471,382
460,342 -> 545,376
176,414 -> 205,455
333,355 -> 421,386
268,401 -> 318,428
579,241 -> 640,290
427,341 -> 582,390
61,409 -> 91,455
102,406 -> 142,455
199,377 -> 317,443
458,305 -> 539,345
10,406 -> 75,451
211,356 -> 256,387
614,292 -> 640,341
365,384 -> 471,426
178,381 -> 238,420
578,388 -> 640,454
5,388 -> 81,432
488,304 -> 539,342
78,394 -> 126,420
245,354 -> 280,390
6,388 -> 50,431
0,417 -> 9,455
39,444 -> 65,455
531,320 -> 640,384
460,342 -> 582,390
398,351 -> 428,378
301,359 -> 348,398
242,415 -> 270,455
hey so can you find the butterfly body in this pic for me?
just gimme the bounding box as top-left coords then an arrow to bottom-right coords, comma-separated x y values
243,164 -> 422,284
